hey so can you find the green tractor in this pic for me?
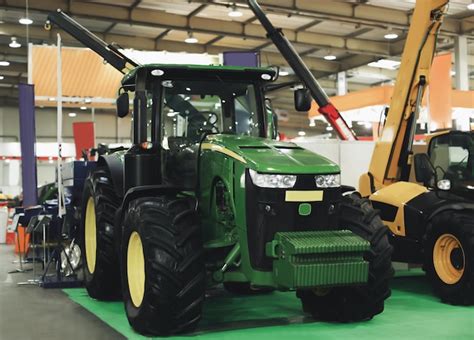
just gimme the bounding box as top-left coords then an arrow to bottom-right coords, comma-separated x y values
48,4 -> 393,337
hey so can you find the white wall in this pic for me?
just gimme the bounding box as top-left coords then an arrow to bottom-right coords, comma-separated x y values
1,138 -> 377,195
0,106 -> 132,143
296,140 -> 375,189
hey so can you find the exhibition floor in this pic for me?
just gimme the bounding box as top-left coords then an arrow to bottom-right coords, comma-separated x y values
64,275 -> 473,340
1,244 -> 472,339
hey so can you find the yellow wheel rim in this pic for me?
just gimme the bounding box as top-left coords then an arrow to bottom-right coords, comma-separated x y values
433,233 -> 465,285
85,197 -> 97,274
127,231 -> 145,308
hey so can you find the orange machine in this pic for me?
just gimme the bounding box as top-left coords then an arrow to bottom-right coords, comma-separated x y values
359,0 -> 473,305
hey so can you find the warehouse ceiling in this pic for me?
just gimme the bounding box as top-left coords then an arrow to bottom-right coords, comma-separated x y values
0,0 -> 472,136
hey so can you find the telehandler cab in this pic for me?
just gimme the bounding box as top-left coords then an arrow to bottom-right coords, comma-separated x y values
47,1 -> 393,335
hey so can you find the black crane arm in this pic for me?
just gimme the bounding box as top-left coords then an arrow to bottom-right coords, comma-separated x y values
247,0 -> 357,141
47,9 -> 139,74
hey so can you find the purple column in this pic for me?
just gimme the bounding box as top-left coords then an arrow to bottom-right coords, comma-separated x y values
18,83 -> 38,207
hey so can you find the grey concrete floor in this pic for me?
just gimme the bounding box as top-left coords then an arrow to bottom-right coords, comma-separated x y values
0,244 -> 125,340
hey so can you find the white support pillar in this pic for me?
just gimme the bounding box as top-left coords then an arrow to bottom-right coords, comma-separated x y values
454,36 -> 469,91
337,71 -> 347,96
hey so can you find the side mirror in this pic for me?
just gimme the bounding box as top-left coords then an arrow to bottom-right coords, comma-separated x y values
294,88 -> 312,112
414,153 -> 435,186
116,92 -> 129,118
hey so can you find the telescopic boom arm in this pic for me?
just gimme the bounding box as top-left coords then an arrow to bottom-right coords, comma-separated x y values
247,0 -> 357,141
359,0 -> 449,196
46,9 -> 139,74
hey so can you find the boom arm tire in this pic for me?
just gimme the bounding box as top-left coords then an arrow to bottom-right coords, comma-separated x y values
80,166 -> 122,300
297,193 -> 394,322
121,196 -> 206,336
424,211 -> 474,305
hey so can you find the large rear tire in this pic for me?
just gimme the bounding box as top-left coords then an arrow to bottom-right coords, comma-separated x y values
424,211 -> 474,305
297,193 -> 394,322
121,196 -> 206,336
80,166 -> 121,300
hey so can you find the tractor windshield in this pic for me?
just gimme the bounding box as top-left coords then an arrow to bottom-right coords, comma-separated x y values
161,80 -> 263,143
158,79 -> 264,188
429,133 -> 474,190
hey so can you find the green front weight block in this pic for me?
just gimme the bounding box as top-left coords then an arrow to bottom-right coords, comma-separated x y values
266,230 -> 370,289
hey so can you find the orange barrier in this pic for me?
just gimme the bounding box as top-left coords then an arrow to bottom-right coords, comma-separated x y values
14,225 -> 30,255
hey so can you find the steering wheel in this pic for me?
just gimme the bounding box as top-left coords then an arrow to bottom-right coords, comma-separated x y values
199,111 -> 219,133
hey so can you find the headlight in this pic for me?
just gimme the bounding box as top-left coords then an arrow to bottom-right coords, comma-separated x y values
315,174 -> 340,188
249,169 -> 297,188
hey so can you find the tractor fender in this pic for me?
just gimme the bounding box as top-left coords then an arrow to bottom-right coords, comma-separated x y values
97,154 -> 125,198
427,202 -> 474,222
404,191 -> 474,239
113,185 -> 186,250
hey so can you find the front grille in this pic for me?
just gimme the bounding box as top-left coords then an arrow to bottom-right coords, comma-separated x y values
245,170 -> 341,271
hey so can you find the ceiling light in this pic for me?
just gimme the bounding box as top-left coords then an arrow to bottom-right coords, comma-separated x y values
326,126 -> 334,131
0,61 -> 10,66
68,112 -> 77,117
368,59 -> 401,70
19,17 -> 33,25
184,32 -> 198,44
9,37 -> 21,49
468,2 -> 474,10
384,33 -> 398,40
0,76 -> 4,80
324,55 -> 337,61
298,131 -> 306,137
228,5 -> 243,17
80,106 -> 87,110
279,70 -> 289,77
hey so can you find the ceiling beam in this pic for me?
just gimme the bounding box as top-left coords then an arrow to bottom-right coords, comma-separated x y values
0,22 -> 343,74
210,0 -> 470,37
0,0 -> 392,56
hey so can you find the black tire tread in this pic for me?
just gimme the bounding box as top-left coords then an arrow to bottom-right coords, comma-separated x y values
297,193 -> 394,322
423,210 -> 474,305
81,166 -> 121,300
122,196 -> 205,336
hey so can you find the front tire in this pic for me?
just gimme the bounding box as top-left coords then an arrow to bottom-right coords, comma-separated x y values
80,166 -> 121,300
121,196 -> 206,336
297,193 -> 394,322
424,211 -> 474,305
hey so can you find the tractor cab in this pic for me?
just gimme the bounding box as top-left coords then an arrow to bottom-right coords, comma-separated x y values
117,64 -> 311,189
415,131 -> 474,200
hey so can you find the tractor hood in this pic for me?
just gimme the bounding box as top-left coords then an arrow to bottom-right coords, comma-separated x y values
203,135 -> 339,174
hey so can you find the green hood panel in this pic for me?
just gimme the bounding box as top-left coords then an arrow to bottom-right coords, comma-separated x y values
205,135 -> 339,174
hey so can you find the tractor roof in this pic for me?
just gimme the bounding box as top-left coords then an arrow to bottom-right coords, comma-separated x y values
121,64 -> 276,86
